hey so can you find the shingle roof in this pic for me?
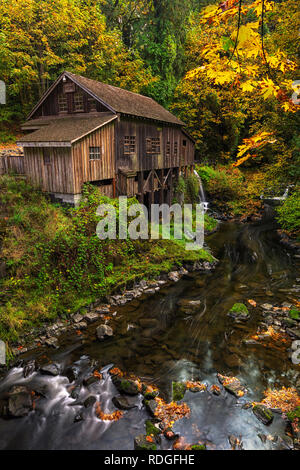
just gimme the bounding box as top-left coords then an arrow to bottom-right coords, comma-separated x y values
65,72 -> 184,126
18,114 -> 117,144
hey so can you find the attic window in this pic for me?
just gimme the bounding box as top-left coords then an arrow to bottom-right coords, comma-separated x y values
58,93 -> 68,113
88,96 -> 97,112
74,92 -> 84,112
124,136 -> 136,155
183,140 -> 187,147
146,137 -> 160,155
89,146 -> 101,160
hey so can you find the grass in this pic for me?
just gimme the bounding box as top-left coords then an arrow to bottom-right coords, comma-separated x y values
0,175 -> 216,346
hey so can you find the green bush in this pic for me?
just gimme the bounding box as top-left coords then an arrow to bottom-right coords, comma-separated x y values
196,166 -> 218,185
276,191 -> 300,235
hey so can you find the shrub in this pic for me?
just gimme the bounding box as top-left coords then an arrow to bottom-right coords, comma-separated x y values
276,191 -> 300,235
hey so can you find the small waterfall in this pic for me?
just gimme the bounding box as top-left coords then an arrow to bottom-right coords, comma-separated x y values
260,185 -> 291,205
194,170 -> 209,212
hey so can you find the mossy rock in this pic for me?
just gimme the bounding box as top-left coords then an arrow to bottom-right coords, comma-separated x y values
143,389 -> 159,400
144,399 -> 158,417
253,404 -> 274,425
228,303 -> 250,321
190,444 -> 206,450
134,434 -> 157,451
112,376 -> 139,396
172,382 -> 186,401
289,308 -> 300,321
145,419 -> 162,438
287,406 -> 300,422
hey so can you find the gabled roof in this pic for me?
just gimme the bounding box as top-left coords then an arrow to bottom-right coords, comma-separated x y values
27,71 -> 184,126
18,114 -> 117,147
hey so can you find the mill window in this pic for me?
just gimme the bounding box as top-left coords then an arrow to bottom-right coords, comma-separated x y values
74,92 -> 84,112
146,137 -> 160,155
89,146 -> 101,160
58,93 -> 68,113
124,136 -> 136,155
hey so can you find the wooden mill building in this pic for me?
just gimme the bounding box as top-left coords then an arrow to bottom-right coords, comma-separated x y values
17,71 -> 195,206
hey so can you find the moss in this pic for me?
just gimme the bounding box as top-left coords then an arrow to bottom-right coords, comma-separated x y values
229,303 -> 249,315
0,176 -> 215,349
289,308 -> 300,320
134,434 -> 157,451
190,444 -> 206,450
145,420 -> 161,437
172,382 -> 186,401
287,406 -> 300,422
252,404 -> 274,425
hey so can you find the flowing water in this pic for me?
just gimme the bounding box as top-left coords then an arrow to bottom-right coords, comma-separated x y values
0,209 -> 299,450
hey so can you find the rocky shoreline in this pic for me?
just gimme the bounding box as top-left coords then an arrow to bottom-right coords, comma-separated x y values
6,260 -> 217,363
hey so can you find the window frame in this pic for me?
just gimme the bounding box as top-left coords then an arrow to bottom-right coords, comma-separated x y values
58,93 -> 68,114
146,137 -> 161,155
124,135 -> 136,155
89,146 -> 101,161
74,91 -> 84,112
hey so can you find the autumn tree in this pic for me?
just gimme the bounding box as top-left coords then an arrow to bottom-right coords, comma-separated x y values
172,0 -> 299,181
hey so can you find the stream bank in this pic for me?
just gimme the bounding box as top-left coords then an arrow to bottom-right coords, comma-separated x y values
0,209 -> 299,450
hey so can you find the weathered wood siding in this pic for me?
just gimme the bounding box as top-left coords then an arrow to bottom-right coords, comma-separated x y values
71,121 -> 115,194
23,147 -> 74,193
116,117 -> 194,172
0,156 -> 25,175
31,76 -> 109,119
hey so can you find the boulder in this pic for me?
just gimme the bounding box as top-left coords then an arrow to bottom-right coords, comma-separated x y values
96,324 -> 113,340
40,363 -> 61,376
72,313 -> 84,323
217,374 -> 246,398
228,303 -> 250,321
112,395 -> 138,410
45,337 -> 59,348
168,271 -> 180,282
253,404 -> 274,425
83,376 -> 99,387
143,399 -> 158,417
7,385 -> 33,418
134,434 -> 157,451
83,396 -> 97,408
172,382 -> 186,401
64,366 -> 78,383
286,328 -> 300,339
23,360 -> 36,378
84,312 -> 99,324
112,376 -> 140,396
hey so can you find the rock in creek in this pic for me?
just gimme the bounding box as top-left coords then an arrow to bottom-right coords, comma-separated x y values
252,404 -> 274,425
84,312 -> 99,324
23,360 -> 36,378
134,434 -> 157,450
83,396 -> 97,408
217,374 -> 246,398
168,271 -> 180,283
40,363 -> 61,376
7,385 -> 33,418
96,324 -> 113,340
143,399 -> 158,417
111,376 -> 140,396
112,395 -> 139,410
